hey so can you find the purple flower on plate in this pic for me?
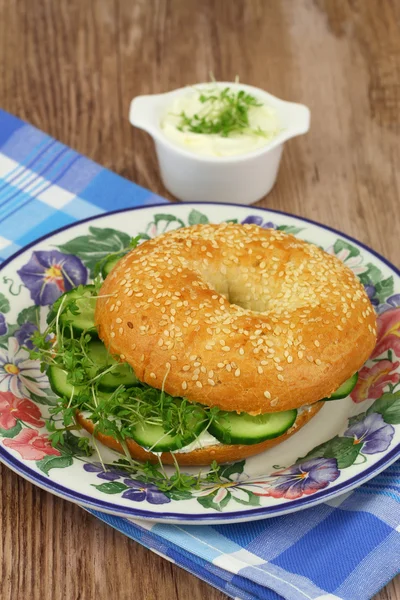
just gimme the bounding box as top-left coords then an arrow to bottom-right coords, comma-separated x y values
377,293 -> 400,315
255,458 -> 340,500
343,413 -> 394,454
17,250 -> 88,306
0,314 -> 7,337
83,462 -> 127,481
15,322 -> 38,349
241,216 -> 276,229
122,479 -> 171,504
364,284 -> 380,307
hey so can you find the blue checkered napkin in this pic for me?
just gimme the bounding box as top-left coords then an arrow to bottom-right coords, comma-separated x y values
1,108 -> 399,600
0,109 -> 167,261
90,462 -> 400,600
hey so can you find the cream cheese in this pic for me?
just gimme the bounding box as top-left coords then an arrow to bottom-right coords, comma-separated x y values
160,86 -> 281,158
173,430 -> 221,454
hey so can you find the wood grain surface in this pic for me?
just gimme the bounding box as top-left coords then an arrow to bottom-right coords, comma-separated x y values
0,0 -> 399,599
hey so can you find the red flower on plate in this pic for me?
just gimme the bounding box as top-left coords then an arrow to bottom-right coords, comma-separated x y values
2,429 -> 61,460
351,360 -> 400,403
372,307 -> 400,359
0,391 -> 45,430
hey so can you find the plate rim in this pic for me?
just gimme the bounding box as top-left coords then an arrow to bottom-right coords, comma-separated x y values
0,201 -> 399,523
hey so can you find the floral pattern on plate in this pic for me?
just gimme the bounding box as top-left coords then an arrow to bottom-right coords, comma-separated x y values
0,205 -> 399,519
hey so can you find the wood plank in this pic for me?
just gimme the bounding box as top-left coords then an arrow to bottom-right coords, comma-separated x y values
0,0 -> 398,598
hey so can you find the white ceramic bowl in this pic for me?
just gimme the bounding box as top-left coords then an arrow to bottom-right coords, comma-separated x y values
129,82 -> 310,205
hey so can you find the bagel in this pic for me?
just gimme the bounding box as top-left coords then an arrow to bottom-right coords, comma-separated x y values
77,402 -> 324,466
80,222 -> 378,465
95,223 -> 376,413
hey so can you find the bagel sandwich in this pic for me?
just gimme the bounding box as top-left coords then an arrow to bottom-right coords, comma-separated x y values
46,223 -> 377,466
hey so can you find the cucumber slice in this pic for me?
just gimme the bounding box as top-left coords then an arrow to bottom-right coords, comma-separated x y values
129,404 -> 208,452
58,285 -> 97,338
48,364 -> 119,402
209,408 -> 297,445
46,286 -> 96,336
324,373 -> 358,401
47,365 -> 85,399
86,340 -> 138,391
101,255 -> 124,279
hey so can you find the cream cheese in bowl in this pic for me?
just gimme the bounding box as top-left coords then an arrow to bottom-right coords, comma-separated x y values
160,86 -> 281,158
129,81 -> 310,204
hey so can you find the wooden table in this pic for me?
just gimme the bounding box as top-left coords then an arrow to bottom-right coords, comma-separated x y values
0,1 -> 399,598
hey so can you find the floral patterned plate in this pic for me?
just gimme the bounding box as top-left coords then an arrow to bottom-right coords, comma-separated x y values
0,203 -> 399,524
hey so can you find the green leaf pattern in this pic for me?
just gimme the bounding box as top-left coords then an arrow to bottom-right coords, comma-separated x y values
93,481 -> 130,494
36,454 -> 73,475
0,292 -> 10,313
57,226 -> 131,278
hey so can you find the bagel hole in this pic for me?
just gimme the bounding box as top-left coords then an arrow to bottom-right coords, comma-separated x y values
202,269 -> 269,312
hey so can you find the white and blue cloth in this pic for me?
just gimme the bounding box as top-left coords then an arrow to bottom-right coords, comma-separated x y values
0,108 -> 399,600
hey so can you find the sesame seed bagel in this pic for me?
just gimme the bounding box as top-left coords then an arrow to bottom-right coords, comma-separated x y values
76,402 -> 323,466
95,223 -> 377,414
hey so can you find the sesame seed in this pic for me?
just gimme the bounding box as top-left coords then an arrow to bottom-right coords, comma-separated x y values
182,381 -> 188,390
264,390 -> 271,399
150,372 -> 156,379
277,374 -> 284,381
235,368 -> 240,377
196,381 -> 202,388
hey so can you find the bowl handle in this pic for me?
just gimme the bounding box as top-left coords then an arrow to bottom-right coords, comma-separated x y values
283,103 -> 311,139
129,96 -> 158,135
